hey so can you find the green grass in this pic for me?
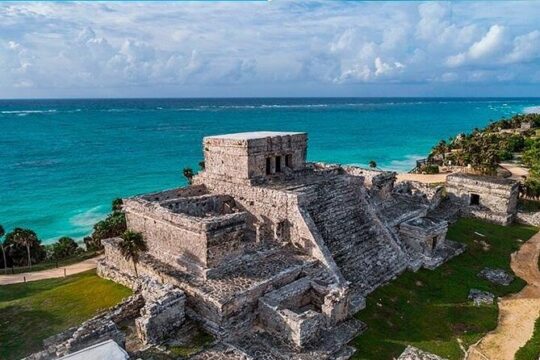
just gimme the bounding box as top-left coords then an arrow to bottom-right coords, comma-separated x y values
0,269 -> 131,360
6,251 -> 99,275
352,218 -> 538,360
516,316 -> 540,360
168,331 -> 214,357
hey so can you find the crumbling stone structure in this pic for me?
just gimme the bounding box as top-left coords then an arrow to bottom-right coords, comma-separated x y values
135,278 -> 186,345
96,131 -> 465,359
446,173 -> 519,225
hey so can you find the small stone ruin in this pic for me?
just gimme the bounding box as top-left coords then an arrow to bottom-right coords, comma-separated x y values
397,345 -> 448,360
446,173 -> 519,226
478,267 -> 515,286
468,289 -> 496,306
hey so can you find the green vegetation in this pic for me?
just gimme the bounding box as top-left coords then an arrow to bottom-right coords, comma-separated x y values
168,330 -> 213,357
182,167 -> 195,185
428,113 -> 539,177
118,230 -> 148,277
3,228 -> 46,268
519,199 -> 540,213
47,236 -> 81,261
352,218 -> 538,360
0,270 -> 131,360
84,199 -> 127,251
420,164 -> 439,174
515,316 -> 540,360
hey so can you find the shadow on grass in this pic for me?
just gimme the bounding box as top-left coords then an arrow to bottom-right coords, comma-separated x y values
0,305 -> 63,360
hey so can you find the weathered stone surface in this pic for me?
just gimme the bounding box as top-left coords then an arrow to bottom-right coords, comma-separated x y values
446,173 -> 519,226
517,210 -> 540,226
135,278 -> 186,345
397,345 -> 447,360
468,289 -> 496,305
478,267 -> 514,286
93,131 -> 470,358
190,343 -> 252,360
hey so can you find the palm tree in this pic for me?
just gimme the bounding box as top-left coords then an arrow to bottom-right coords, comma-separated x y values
368,160 -> 377,169
0,225 -> 7,274
119,231 -> 147,277
11,228 -> 38,269
182,167 -> 194,185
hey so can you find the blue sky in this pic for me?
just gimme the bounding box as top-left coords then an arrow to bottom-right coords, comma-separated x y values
1,1 -> 540,98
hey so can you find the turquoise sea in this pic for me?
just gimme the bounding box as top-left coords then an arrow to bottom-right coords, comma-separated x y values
1,98 -> 539,243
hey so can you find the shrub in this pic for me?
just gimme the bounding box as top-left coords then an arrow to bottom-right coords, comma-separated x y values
421,164 -> 440,174
50,237 -> 80,260
86,212 -> 127,251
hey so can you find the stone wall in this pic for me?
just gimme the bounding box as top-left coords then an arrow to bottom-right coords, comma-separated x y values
135,278 -> 186,345
203,132 -> 308,183
399,217 -> 448,257
446,174 -> 519,225
258,277 -> 327,348
516,211 -> 540,226
123,197 -> 248,275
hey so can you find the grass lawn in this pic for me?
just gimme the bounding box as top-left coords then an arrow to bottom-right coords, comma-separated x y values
352,218 -> 538,360
0,269 -> 131,360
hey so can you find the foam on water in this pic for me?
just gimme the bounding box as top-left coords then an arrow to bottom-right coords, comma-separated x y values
524,106 -> 540,114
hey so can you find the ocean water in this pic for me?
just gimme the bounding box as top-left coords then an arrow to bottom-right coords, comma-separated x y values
1,97 -> 539,243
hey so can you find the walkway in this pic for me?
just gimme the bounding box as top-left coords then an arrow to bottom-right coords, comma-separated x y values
500,162 -> 529,181
396,172 -> 449,184
466,231 -> 540,360
0,257 -> 100,285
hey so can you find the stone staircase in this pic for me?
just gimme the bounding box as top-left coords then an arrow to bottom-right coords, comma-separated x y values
302,176 -> 408,296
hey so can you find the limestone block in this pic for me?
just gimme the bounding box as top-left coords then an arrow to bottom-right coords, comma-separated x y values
135,278 -> 186,345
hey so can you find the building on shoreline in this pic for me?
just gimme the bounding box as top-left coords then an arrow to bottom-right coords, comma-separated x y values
34,131 -> 507,360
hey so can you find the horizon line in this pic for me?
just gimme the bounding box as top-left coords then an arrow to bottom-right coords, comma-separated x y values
2,96 -> 540,101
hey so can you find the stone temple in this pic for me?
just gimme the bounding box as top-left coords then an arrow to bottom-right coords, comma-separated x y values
84,131 -> 471,359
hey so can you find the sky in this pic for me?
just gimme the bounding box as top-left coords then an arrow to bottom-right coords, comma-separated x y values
1,1 -> 540,99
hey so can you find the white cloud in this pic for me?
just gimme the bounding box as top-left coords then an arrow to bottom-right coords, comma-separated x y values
446,25 -> 506,67
0,1 -> 539,97
468,25 -> 505,59
504,30 -> 540,63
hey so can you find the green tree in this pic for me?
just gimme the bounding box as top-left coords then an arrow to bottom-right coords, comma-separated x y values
183,167 -> 194,185
118,231 -> 148,277
112,198 -> 123,212
87,211 -> 127,251
52,237 -> 80,260
368,160 -> 377,169
4,228 -> 45,268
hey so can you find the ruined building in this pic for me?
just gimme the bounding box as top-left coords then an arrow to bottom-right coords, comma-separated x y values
446,173 -> 519,226
93,131 -> 466,359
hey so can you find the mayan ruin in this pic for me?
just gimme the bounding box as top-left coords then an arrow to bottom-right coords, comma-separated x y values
24,131 -> 532,360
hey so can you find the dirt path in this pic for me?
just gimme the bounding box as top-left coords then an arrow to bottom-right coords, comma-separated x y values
466,232 -> 540,360
500,162 -> 529,181
0,257 -> 100,285
396,172 -> 450,184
